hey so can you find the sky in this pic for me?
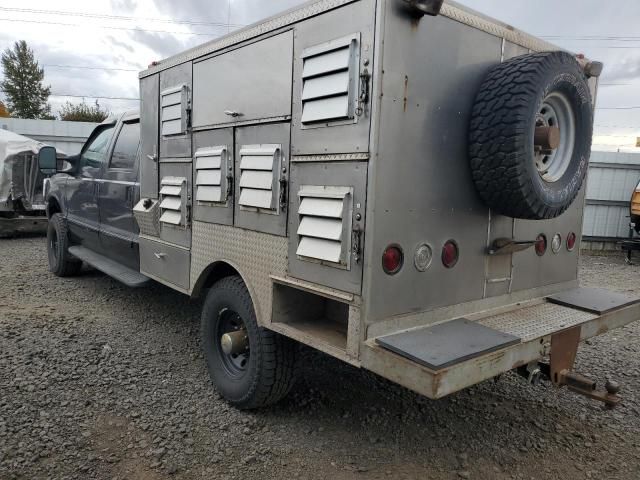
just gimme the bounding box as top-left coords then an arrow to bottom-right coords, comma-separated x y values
0,0 -> 638,151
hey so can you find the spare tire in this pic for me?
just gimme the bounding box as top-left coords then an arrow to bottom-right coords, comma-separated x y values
469,51 -> 593,220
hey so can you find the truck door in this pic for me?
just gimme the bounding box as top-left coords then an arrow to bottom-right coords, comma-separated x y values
66,123 -> 115,251
98,119 -> 141,270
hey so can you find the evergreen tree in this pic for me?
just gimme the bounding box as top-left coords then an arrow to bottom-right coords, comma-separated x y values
1,41 -> 52,119
59,100 -> 110,123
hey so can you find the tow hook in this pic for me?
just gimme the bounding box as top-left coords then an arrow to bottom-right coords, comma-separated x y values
530,326 -> 622,408
538,363 -> 621,409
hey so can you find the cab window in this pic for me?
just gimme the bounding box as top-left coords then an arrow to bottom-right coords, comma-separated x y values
81,125 -> 115,169
109,121 -> 140,170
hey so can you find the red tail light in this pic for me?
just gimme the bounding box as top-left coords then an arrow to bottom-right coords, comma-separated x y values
567,232 -> 577,251
382,245 -> 403,275
535,234 -> 547,256
442,240 -> 459,269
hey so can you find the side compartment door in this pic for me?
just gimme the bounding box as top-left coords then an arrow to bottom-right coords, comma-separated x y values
234,123 -> 290,237
98,120 -> 141,270
287,161 -> 367,294
192,128 -> 234,226
66,123 -> 116,250
140,74 -> 160,199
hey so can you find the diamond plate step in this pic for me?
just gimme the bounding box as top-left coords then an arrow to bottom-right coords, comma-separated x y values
69,246 -> 150,288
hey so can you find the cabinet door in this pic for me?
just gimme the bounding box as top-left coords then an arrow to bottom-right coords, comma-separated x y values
140,74 -> 159,198
193,128 -> 234,226
287,161 -> 367,295
192,31 -> 294,128
159,62 -> 192,160
234,123 -> 290,237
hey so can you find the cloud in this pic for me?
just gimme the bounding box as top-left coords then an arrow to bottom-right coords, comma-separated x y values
107,35 -> 135,54
128,30 -> 190,60
601,55 -> 640,83
111,0 -> 137,13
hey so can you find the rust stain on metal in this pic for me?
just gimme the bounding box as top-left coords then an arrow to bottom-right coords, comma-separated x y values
550,326 -> 581,385
403,75 -> 409,112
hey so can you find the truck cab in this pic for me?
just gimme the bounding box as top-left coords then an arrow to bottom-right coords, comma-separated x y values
42,111 -> 146,283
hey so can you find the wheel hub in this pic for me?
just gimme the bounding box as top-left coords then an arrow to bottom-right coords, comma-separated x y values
534,92 -> 576,183
216,308 -> 250,377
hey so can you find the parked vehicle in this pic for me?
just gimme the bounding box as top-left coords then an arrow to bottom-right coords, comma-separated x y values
40,111 -> 141,276
41,0 -> 637,410
0,129 -> 61,237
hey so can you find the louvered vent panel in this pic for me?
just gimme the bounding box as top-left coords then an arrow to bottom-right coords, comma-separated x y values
195,146 -> 226,203
161,85 -> 186,136
238,145 -> 280,210
159,176 -> 186,226
296,186 -> 352,265
301,35 -> 358,125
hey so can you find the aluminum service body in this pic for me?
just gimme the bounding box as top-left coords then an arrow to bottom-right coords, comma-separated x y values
134,0 -> 637,399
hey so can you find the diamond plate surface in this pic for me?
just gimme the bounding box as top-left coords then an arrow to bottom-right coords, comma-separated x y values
191,221 -> 287,324
292,153 -> 369,163
133,200 -> 161,237
478,302 -> 597,342
441,4 -> 560,54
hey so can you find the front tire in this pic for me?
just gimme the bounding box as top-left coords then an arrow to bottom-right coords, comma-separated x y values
47,213 -> 82,277
201,276 -> 297,409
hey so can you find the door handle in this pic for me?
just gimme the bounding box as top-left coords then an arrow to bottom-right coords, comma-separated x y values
154,252 -> 167,259
224,110 -> 243,118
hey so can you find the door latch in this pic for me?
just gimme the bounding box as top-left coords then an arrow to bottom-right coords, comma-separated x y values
226,174 -> 234,202
279,177 -> 288,210
352,225 -> 362,264
356,67 -> 370,117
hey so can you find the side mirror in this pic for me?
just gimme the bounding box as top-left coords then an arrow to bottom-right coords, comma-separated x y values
38,146 -> 58,174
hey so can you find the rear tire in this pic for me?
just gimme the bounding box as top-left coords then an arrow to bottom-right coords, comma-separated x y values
201,276 -> 298,409
47,213 -> 82,277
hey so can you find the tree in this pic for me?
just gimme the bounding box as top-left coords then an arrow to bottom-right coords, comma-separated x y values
0,101 -> 9,118
59,100 -> 110,123
1,40 -> 52,119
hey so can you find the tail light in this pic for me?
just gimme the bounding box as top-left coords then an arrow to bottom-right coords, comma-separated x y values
382,245 -> 403,275
441,240 -> 459,269
535,234 -> 547,256
567,232 -> 577,251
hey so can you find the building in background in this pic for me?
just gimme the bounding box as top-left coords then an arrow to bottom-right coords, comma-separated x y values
0,118 -> 97,155
583,151 -> 640,250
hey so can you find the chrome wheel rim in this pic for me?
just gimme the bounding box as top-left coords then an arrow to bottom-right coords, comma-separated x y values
534,92 -> 576,183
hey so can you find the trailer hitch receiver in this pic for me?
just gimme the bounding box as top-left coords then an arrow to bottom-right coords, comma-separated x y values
538,326 -> 622,408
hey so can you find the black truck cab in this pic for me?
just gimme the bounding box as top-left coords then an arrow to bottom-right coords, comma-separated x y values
42,111 -> 146,283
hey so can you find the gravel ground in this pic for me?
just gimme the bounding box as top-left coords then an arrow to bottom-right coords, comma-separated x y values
1,236 -> 639,480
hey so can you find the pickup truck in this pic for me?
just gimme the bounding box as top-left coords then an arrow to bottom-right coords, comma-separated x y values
37,0 -> 640,411
41,111 -> 147,281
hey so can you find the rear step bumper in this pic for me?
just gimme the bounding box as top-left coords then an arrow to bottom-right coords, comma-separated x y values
362,288 -> 640,400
